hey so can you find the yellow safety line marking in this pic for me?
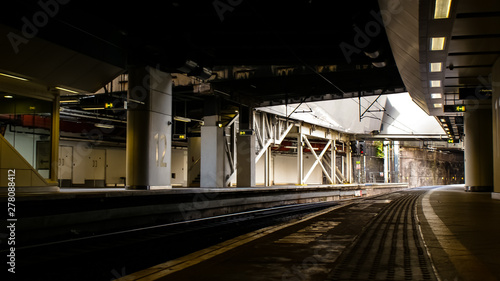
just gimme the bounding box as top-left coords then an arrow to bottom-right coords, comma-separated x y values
421,188 -> 496,281
117,203 -> 351,281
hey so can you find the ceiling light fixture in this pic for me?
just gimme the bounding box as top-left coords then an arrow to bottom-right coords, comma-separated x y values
431,93 -> 442,99
174,116 -> 192,122
430,62 -> 442,72
82,107 -> 105,110
60,99 -> 79,103
4,95 -> 13,98
433,103 -> 443,108
440,118 -> 446,122
434,0 -> 452,19
430,37 -> 446,51
0,73 -> 28,81
430,80 -> 441,87
55,87 -> 79,94
95,123 -> 115,129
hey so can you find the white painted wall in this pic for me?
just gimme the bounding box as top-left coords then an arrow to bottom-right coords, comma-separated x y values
256,153 -> 322,185
57,140 -> 187,187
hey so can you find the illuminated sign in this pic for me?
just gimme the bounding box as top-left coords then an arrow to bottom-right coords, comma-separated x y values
239,129 -> 254,136
444,105 -> 466,112
105,102 -> 114,109
173,134 -> 186,140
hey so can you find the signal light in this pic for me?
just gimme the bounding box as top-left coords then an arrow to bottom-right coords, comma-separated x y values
359,142 -> 365,155
350,142 -> 357,154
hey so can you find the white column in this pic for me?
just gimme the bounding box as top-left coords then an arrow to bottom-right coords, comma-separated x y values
201,115 -> 224,188
126,66 -> 172,190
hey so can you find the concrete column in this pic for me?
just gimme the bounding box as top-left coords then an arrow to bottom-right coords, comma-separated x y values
201,115 -> 224,187
492,58 -> 500,198
237,106 -> 255,187
126,66 -> 172,190
464,108 -> 493,192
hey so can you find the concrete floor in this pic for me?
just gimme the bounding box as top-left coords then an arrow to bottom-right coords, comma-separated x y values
119,185 -> 500,281
419,185 -> 500,281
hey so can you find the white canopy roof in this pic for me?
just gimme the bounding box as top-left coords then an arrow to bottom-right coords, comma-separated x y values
257,93 -> 446,135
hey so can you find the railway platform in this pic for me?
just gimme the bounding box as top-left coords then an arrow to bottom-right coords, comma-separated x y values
118,185 -> 500,281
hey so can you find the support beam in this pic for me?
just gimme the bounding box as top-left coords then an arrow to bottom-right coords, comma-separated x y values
49,91 -> 60,184
493,58 -> 500,199
332,139 -> 336,184
297,126 -> 304,185
303,136 -> 333,184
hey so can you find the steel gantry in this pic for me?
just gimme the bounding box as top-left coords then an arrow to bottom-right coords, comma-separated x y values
221,110 -> 353,187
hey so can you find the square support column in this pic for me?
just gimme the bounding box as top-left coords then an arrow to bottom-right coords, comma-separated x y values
126,66 -> 172,190
201,115 -> 224,188
464,108 -> 493,192
237,106 -> 255,187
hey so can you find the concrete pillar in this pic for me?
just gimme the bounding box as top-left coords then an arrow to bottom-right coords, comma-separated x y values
237,106 -> 255,187
201,115 -> 224,187
492,58 -> 500,198
126,66 -> 172,190
464,108 -> 493,192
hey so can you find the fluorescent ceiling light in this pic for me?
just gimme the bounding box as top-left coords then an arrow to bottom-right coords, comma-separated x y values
60,99 -> 79,103
174,116 -> 191,122
431,93 -> 442,99
440,118 -> 446,122
430,37 -> 446,51
4,95 -> 13,98
82,107 -> 105,110
430,62 -> 442,72
434,0 -> 452,19
95,123 -> 115,129
433,103 -> 443,108
430,80 -> 441,87
55,87 -> 79,94
0,73 -> 28,81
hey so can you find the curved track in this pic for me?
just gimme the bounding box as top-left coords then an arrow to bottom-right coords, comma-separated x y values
327,189 -> 436,281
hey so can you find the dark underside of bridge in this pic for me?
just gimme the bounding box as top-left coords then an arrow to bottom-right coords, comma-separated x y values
0,0 -> 406,142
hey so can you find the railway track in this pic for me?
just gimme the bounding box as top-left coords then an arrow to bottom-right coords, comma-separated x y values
327,189 -> 437,281
4,200 -> 344,281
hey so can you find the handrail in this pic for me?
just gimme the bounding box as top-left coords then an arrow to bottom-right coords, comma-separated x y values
188,157 -> 201,172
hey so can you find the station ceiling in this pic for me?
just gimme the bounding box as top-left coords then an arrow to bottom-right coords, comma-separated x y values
0,0 -> 499,143
0,0 -> 404,105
